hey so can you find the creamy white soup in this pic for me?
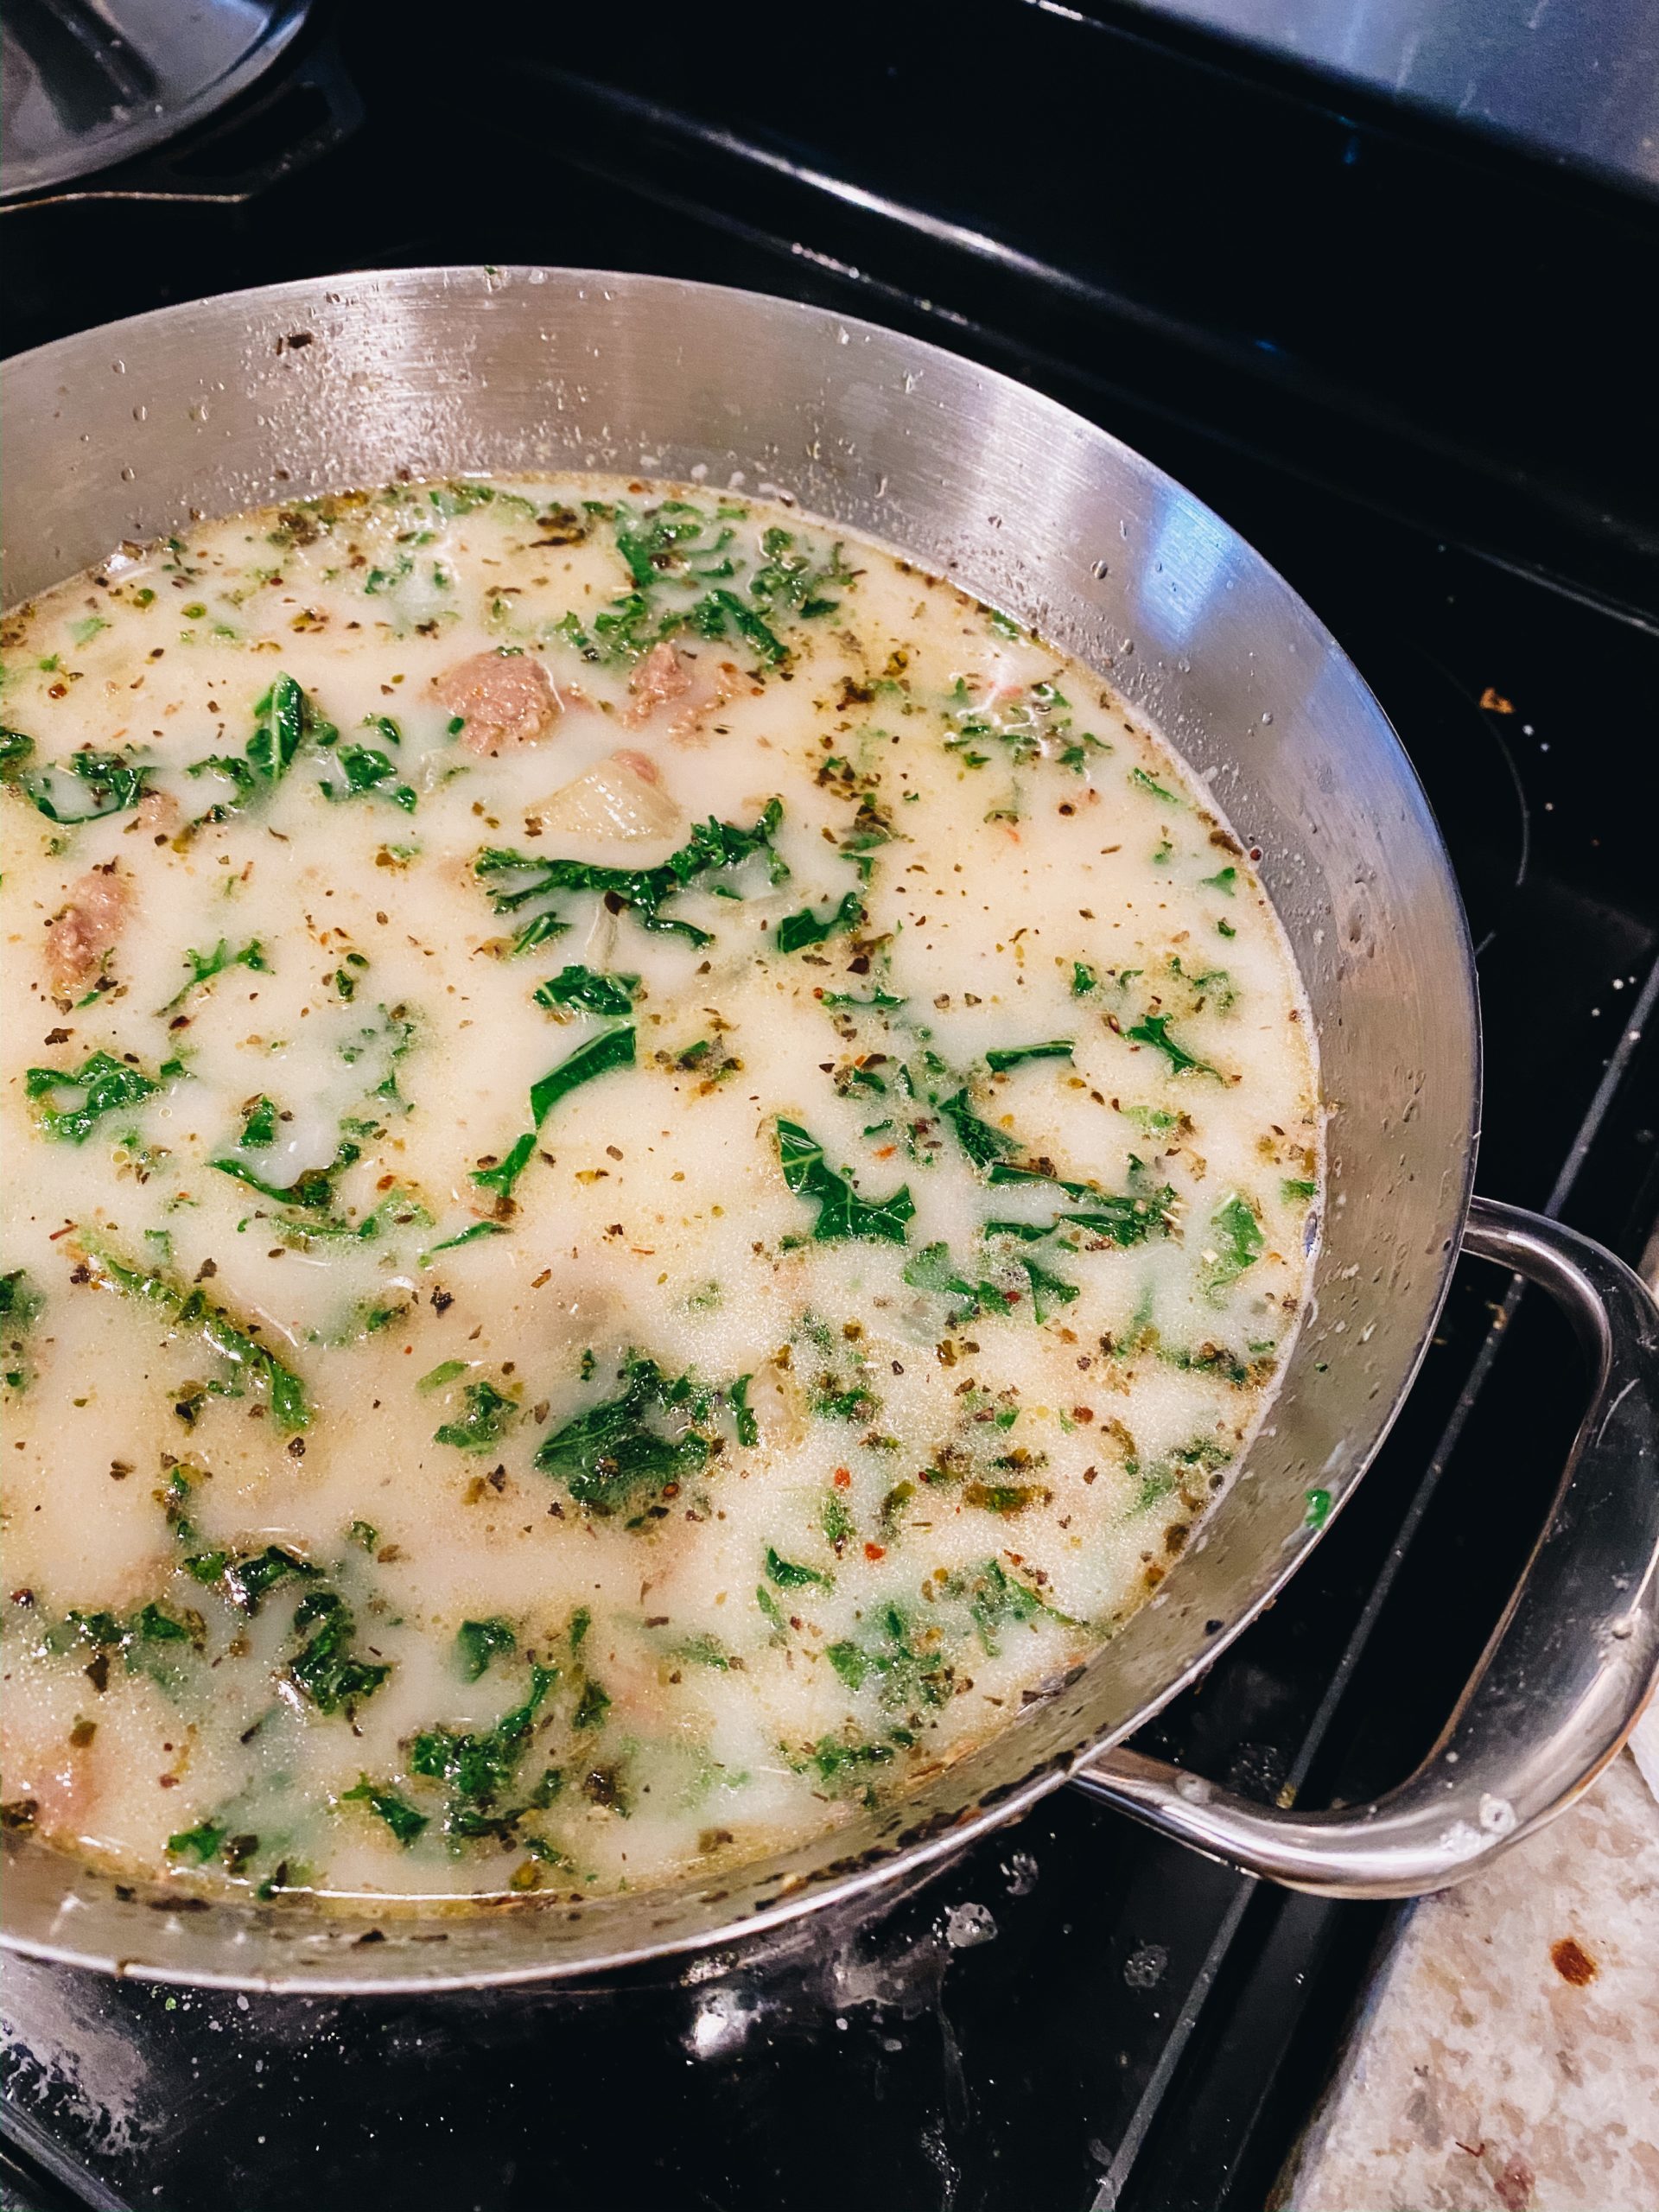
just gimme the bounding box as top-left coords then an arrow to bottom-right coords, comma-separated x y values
0,477 -> 1318,1905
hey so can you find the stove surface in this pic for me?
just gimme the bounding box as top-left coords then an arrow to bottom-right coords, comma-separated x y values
3,7 -> 1657,2209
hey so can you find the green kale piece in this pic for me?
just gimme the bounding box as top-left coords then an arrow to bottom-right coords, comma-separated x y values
1128,766 -> 1181,804
409,1662 -> 557,1816
433,1380 -> 516,1453
533,965 -> 640,1018
940,1558 -> 1077,1656
470,1133 -> 537,1200
535,1355 -> 711,1516
340,1780 -> 428,1847
24,747 -> 155,824
937,1089 -> 1018,1172
765,1547 -> 834,1592
157,938 -> 269,1014
1123,1013 -> 1217,1077
985,1040 -> 1073,1072
474,800 -> 785,950
166,1821 -> 226,1865
186,672 -> 334,823
185,1543 -> 321,1613
320,744 -> 416,812
776,892 -> 863,955
1204,1192 -> 1264,1301
821,986 -> 907,1010
0,727 -> 36,780
26,1052 -> 159,1144
286,1590 -> 390,1714
824,1600 -> 951,1714
530,1026 -> 635,1125
1020,1257 -> 1079,1323
79,1238 -> 310,1430
774,1118 -> 913,1244
454,1618 -> 517,1681
420,1221 -> 507,1265
902,1241 -> 1005,1322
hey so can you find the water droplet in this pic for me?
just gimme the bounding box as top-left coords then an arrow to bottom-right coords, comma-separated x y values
1091,558 -> 1110,579
119,466 -> 136,482
1260,711 -> 1274,726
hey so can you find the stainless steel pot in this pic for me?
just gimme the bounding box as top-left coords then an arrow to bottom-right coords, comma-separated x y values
3,269 -> 1656,1994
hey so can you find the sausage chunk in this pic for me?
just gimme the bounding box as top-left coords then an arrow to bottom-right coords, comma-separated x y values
626,641 -> 693,720
623,644 -> 746,741
437,652 -> 562,755
45,866 -> 130,995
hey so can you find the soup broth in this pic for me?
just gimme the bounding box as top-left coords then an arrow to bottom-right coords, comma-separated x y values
0,477 -> 1318,1904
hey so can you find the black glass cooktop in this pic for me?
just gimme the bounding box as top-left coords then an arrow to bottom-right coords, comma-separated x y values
3,7 -> 1657,2209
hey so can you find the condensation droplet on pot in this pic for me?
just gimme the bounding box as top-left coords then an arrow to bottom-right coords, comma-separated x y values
119,467 -> 135,482
1123,1942 -> 1167,1989
131,405 -> 147,423
1261,711 -> 1274,725
1478,1793 -> 1516,1836
1091,558 -> 1109,579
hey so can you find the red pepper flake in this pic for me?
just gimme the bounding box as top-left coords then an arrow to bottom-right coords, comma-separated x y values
863,1542 -> 886,1562
833,1467 -> 852,1489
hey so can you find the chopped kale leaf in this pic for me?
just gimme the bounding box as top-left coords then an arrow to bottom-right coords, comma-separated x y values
157,937 -> 269,1014
1204,1192 -> 1264,1301
985,1040 -> 1073,1072
938,1089 -> 1018,1172
454,1618 -> 517,1681
77,1238 -> 310,1431
533,965 -> 640,1018
25,747 -> 155,825
766,1547 -> 834,1592
475,801 -> 785,950
321,744 -> 416,812
776,892 -> 863,955
1123,1013 -> 1217,1077
27,1052 -> 159,1144
530,1025 -> 635,1125
286,1591 -> 390,1714
340,1779 -> 428,1847
471,1132 -> 537,1201
775,1118 -> 914,1244
421,1220 -> 507,1265
433,1380 -> 516,1453
535,1355 -> 712,1516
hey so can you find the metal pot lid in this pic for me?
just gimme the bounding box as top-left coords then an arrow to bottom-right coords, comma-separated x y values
1,0 -> 313,200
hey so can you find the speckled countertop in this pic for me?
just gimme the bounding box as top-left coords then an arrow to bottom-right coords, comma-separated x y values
1277,1721 -> 1659,2212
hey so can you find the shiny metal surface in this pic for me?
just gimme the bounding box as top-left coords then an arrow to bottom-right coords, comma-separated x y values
0,0 -> 312,200
1071,1198 -> 1659,1894
0,266 -> 1640,1993
1121,0 -> 1659,198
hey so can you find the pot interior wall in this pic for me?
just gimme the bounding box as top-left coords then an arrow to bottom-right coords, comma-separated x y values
0,270 -> 1479,1988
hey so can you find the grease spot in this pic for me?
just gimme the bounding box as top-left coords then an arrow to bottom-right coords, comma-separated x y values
1549,1936 -> 1598,1986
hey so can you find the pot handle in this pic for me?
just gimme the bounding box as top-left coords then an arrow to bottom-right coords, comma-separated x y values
1067,1197 -> 1659,1898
